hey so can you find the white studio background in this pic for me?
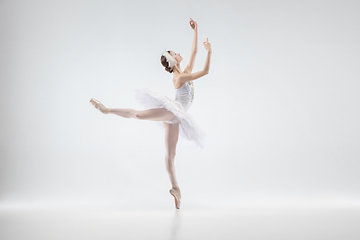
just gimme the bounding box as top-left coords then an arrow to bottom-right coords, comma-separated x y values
0,0 -> 359,210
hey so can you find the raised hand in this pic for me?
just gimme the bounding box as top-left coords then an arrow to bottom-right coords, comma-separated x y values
189,18 -> 197,31
203,38 -> 212,53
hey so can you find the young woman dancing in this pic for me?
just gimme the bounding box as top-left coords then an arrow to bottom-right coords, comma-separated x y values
90,18 -> 212,209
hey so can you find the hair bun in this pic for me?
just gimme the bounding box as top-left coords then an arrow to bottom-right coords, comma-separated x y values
165,66 -> 173,73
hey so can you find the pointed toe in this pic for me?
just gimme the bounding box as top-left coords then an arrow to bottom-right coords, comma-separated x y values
169,189 -> 181,209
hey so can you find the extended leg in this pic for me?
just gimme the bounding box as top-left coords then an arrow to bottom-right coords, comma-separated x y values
133,108 -> 176,121
163,121 -> 181,208
111,107 -> 175,121
90,98 -> 176,121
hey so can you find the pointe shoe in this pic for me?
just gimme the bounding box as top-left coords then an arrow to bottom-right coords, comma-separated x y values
169,188 -> 181,209
89,98 -> 109,114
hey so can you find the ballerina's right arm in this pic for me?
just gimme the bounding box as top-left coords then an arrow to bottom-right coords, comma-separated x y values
175,38 -> 212,85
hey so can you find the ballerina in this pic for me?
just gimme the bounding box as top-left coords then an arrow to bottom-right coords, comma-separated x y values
90,18 -> 212,209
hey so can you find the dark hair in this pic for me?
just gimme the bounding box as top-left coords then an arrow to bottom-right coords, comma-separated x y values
161,50 -> 173,73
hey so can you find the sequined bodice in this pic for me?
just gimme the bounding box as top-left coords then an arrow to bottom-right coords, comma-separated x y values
175,81 -> 194,111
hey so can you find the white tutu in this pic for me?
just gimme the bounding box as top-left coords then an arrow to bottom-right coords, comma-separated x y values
135,84 -> 206,149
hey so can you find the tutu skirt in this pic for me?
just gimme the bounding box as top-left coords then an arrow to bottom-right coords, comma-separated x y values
135,88 -> 206,149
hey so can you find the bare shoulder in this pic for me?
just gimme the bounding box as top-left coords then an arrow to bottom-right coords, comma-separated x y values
174,69 -> 207,85
173,73 -> 184,89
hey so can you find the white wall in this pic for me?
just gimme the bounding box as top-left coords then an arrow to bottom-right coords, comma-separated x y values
0,0 -> 359,209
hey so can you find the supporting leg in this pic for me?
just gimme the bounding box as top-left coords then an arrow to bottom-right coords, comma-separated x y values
163,121 -> 181,208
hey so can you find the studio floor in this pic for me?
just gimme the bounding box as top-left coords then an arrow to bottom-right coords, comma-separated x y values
1,205 -> 359,240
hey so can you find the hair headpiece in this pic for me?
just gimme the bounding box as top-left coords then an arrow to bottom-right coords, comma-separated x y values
162,51 -> 177,68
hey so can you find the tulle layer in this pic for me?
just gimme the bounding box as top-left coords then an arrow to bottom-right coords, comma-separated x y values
135,88 -> 206,149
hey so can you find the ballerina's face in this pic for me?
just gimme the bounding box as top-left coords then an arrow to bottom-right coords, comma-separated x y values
170,50 -> 183,63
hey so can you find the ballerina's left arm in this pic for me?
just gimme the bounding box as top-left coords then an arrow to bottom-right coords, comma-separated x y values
184,18 -> 198,74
